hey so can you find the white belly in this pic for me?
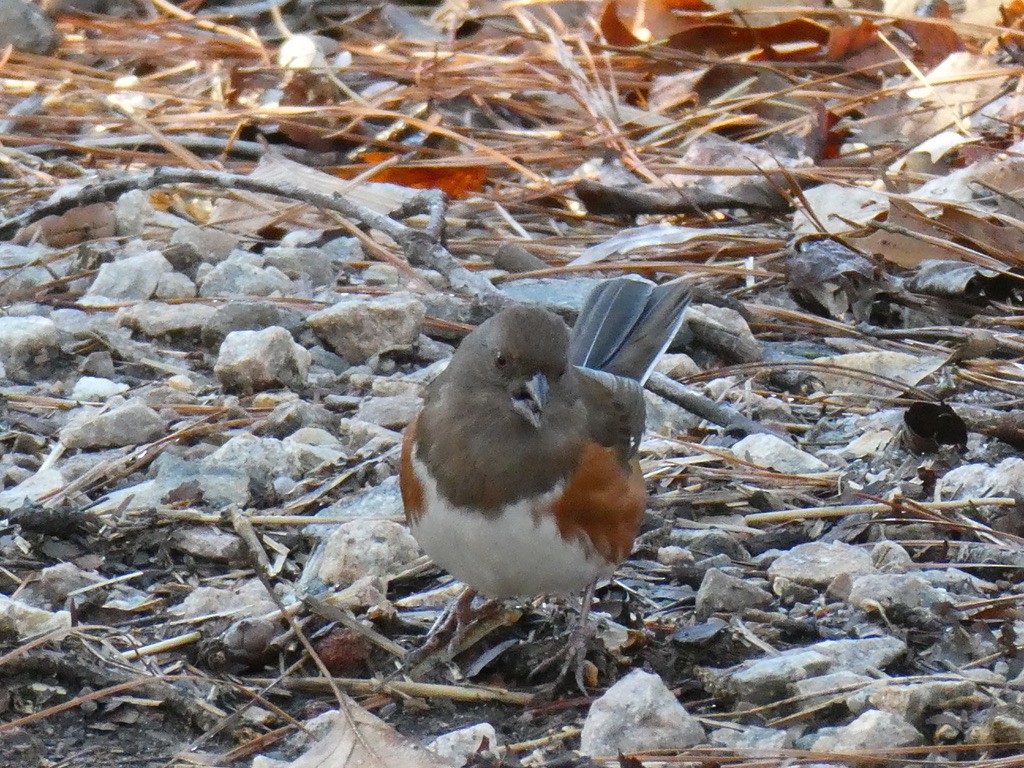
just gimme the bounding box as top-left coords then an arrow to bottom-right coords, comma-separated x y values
410,456 -> 614,598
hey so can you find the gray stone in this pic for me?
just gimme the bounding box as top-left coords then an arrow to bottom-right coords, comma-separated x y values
809,636 -> 907,675
206,434 -> 304,485
731,433 -> 829,474
793,671 -> 872,709
199,256 -> 293,297
815,709 -> 922,752
871,541 -> 913,573
0,244 -> 52,300
499,277 -> 600,318
710,725 -> 791,750
117,301 -> 217,339
580,670 -> 706,756
315,519 -> 421,586
0,0 -> 59,54
0,595 -> 70,641
263,247 -> 336,288
80,350 -> 116,379
322,236 -> 363,262
0,468 -> 64,511
427,723 -> 498,764
354,394 -> 421,430
850,679 -> 978,723
768,541 -> 875,588
338,418 -> 402,453
215,327 -> 311,393
201,301 -> 305,349
22,562 -> 102,608
169,223 -> 238,265
940,458 -> 1024,500
695,568 -> 772,619
722,650 -> 831,704
170,527 -> 244,563
169,579 -> 276,620
363,263 -> 401,286
283,427 -> 346,467
85,251 -> 173,301
308,294 -> 425,363
154,271 -> 197,299
310,478 -> 403,538
70,376 -> 129,402
918,567 -> 992,596
0,315 -> 59,381
658,546 -> 694,567
975,707 -> 1024,744
655,352 -> 700,380
87,454 -> 251,514
60,398 -> 164,449
671,529 -> 750,561
261,399 -> 336,438
846,573 -> 948,616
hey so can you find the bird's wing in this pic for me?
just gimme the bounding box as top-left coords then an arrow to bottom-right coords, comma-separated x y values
574,366 -> 646,462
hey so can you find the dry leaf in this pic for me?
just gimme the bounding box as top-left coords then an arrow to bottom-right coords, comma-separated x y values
271,705 -> 457,768
14,202 -> 117,247
810,351 -> 945,397
207,152 -> 417,235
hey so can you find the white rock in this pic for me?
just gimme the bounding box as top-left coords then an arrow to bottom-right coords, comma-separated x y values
427,723 -> 498,764
85,250 -> 173,300
0,468 -> 64,511
215,326 -> 311,393
117,301 -> 217,338
0,594 -> 71,640
355,394 -> 422,430
170,527 -> 244,563
710,725 -> 791,749
731,434 -> 829,474
316,519 -> 421,586
71,376 -> 129,401
169,579 -> 276,619
846,573 -> 947,614
726,650 -> 831,704
60,398 -> 164,449
0,315 -> 58,379
154,271 -> 197,299
199,256 -> 292,297
695,568 -> 772,619
579,670 -> 706,756
768,541 -> 875,588
308,294 -> 425,363
809,636 -> 907,675
815,709 -> 922,751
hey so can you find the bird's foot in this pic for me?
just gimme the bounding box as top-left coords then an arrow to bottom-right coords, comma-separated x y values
528,612 -> 597,696
528,582 -> 600,696
403,588 -> 509,678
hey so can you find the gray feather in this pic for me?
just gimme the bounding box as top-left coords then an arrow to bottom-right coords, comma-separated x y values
569,276 -> 691,384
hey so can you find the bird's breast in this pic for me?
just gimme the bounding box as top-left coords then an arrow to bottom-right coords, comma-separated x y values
406,453 -> 615,598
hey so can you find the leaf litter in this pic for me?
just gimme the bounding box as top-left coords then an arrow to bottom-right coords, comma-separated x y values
1,0 -> 1024,766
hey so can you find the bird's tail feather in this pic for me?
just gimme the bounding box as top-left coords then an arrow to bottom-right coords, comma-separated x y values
568,275 -> 691,384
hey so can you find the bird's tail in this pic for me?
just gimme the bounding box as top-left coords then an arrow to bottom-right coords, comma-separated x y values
568,275 -> 691,384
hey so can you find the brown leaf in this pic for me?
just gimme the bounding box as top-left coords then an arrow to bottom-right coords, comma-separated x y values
14,202 -> 116,247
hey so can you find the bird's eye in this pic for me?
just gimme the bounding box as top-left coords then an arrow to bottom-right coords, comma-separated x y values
495,354 -> 508,370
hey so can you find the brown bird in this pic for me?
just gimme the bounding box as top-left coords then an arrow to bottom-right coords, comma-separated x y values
400,275 -> 691,686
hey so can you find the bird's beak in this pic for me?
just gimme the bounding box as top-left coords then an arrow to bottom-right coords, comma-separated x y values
512,372 -> 548,428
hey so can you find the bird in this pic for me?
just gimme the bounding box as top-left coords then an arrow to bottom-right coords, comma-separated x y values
399,275 -> 692,688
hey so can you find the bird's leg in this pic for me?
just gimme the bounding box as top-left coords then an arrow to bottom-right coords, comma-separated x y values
405,587 -> 511,678
404,586 -> 477,671
529,580 -> 598,695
